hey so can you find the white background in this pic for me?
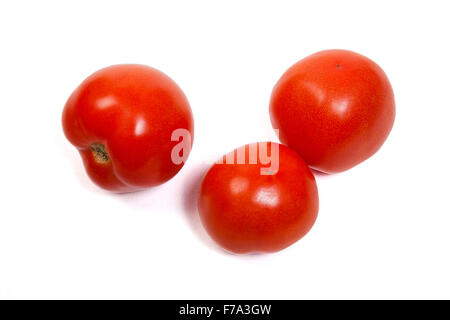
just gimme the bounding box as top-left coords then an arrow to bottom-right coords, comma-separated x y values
0,0 -> 449,299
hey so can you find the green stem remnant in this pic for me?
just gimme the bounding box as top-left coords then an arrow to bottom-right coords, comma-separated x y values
90,142 -> 109,164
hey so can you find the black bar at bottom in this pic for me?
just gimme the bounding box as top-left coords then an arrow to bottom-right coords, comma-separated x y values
0,299 -> 446,318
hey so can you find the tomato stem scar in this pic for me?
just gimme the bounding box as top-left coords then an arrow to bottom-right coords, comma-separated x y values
90,142 -> 109,164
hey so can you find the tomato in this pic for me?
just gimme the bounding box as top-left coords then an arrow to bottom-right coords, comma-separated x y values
198,142 -> 319,254
270,49 -> 395,173
62,65 -> 194,192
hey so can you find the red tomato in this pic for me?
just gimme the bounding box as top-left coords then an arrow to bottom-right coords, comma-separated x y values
62,65 -> 194,192
198,142 -> 319,254
270,49 -> 395,173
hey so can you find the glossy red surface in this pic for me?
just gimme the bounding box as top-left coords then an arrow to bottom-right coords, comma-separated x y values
270,49 -> 395,173
62,65 -> 194,192
198,142 -> 319,254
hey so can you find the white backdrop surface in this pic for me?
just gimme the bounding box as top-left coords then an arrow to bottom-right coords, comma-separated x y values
0,0 -> 449,299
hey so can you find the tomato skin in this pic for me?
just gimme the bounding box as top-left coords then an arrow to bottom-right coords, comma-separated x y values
270,49 -> 395,173
198,142 -> 319,254
62,65 -> 194,192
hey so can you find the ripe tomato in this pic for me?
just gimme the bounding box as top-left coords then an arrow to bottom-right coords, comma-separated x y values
62,65 -> 194,192
198,142 -> 319,254
270,49 -> 395,173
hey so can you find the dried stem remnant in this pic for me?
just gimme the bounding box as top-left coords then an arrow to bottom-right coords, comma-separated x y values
90,143 -> 109,164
